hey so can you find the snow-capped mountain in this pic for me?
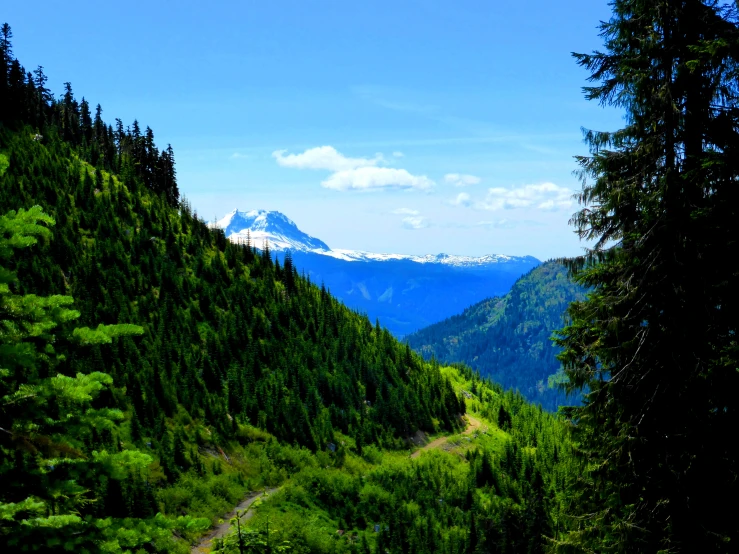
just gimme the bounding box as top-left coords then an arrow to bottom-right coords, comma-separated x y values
213,209 -> 329,252
320,250 -> 536,267
211,209 -> 541,337
212,209 -> 537,268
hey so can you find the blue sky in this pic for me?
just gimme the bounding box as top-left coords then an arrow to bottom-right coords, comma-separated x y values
6,0 -> 620,260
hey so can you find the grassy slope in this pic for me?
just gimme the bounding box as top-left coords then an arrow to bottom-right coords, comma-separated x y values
214,364 -> 575,554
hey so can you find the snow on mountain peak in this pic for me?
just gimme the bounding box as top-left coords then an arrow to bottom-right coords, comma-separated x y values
212,209 -> 330,252
211,209 -> 539,267
319,249 -> 536,267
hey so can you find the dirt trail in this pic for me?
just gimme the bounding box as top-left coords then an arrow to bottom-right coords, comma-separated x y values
410,415 -> 482,459
191,487 -> 279,553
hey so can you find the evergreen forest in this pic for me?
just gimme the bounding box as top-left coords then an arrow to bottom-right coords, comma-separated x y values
0,23 -> 576,553
3,0 -> 739,551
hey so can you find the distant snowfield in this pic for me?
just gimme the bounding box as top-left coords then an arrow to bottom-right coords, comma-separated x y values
213,209 -> 536,268
321,249 -> 520,266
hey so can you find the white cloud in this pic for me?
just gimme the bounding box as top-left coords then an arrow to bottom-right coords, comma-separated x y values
274,145 -> 432,192
230,152 -> 249,160
272,146 -> 381,171
402,216 -> 428,229
476,182 -> 573,211
321,167 -> 434,191
439,219 -> 515,230
392,208 -> 428,229
392,208 -> 420,215
392,151 -> 404,158
472,219 -> 516,229
444,173 -> 482,187
452,192 -> 471,207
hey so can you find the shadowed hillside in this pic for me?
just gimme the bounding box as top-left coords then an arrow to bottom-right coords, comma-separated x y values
407,262 -> 585,410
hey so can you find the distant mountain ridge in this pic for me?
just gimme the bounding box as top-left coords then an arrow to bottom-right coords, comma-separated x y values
212,209 -> 538,268
406,262 -> 586,410
211,209 -> 541,336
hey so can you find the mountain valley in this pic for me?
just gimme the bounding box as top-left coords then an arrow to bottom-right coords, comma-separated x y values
407,262 -> 586,410
0,27 -> 576,553
213,209 -> 540,336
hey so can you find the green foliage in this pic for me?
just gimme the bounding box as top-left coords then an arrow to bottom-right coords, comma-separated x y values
0,207 -> 164,552
0,121 -> 463,454
554,1 -> 739,551
0,22 -> 581,553
0,205 -> 53,258
237,374 -> 576,554
408,262 -> 585,410
214,527 -> 293,554
72,323 -> 144,345
213,493 -> 294,554
0,22 -> 472,551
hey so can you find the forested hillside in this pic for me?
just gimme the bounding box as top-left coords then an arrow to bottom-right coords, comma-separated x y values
0,24 -> 465,552
0,22 -> 463,450
407,262 -> 585,410
0,23 -> 577,553
209,368 -> 577,554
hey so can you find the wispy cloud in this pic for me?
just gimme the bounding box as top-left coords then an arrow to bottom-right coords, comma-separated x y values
352,85 -> 439,115
451,192 -> 472,207
476,182 -> 573,211
471,219 -> 516,229
438,219 -> 515,230
274,146 -> 434,192
444,173 -> 481,187
519,143 -> 559,155
402,216 -> 429,230
391,208 -> 429,229
230,152 -> 250,160
392,151 -> 404,158
272,146 -> 381,171
391,208 -> 531,231
323,167 -> 433,191
392,208 -> 420,215
325,132 -> 578,151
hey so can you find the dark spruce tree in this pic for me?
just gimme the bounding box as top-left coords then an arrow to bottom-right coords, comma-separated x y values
554,1 -> 739,552
0,25 -> 180,208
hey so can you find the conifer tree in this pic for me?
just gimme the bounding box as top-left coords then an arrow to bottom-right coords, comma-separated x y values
554,1 -> 739,551
0,23 -> 12,58
0,206 -> 154,551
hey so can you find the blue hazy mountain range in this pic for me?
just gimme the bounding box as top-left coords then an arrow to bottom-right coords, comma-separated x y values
212,210 -> 540,336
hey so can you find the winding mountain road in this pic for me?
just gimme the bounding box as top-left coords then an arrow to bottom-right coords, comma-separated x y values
410,415 -> 482,459
191,487 -> 279,553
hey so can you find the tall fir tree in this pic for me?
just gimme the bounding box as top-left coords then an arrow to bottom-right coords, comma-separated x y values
554,1 -> 739,551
